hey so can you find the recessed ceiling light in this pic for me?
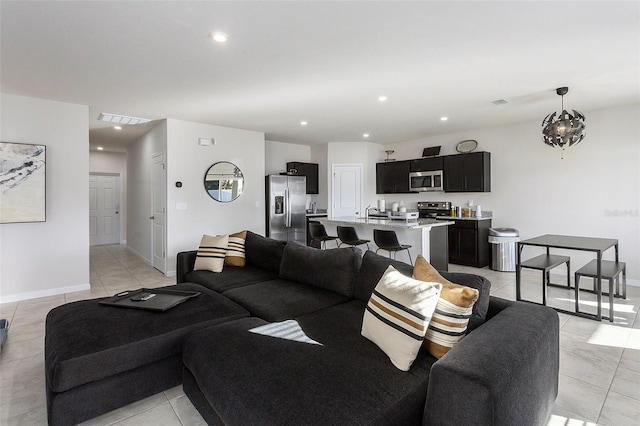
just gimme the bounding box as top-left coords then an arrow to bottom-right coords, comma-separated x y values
98,113 -> 150,126
211,31 -> 229,43
440,116 -> 448,121
378,96 -> 387,102
97,147 -> 104,151
114,126 -> 122,130
363,133 -> 370,138
300,121 -> 308,126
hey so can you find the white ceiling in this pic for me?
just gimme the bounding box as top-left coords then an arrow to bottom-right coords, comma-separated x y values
1,1 -> 639,151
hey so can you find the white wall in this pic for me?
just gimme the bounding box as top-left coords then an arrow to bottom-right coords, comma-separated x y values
382,103 -> 640,282
166,119 -> 265,275
265,140 -> 310,175
126,121 -> 167,261
90,150 -> 127,243
311,143 -> 329,209
0,94 -> 90,302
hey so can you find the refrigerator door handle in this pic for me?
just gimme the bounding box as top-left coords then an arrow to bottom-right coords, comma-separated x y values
284,188 -> 290,227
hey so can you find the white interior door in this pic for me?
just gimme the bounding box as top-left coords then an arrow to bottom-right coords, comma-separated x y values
151,154 -> 166,273
89,173 -> 121,246
332,164 -> 362,218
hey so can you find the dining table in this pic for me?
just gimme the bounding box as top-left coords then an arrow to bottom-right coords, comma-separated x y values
516,234 -> 619,321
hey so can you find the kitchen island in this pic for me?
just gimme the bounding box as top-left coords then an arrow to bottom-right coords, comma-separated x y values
317,217 -> 453,270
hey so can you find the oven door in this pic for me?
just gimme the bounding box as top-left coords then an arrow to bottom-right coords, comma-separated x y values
409,171 -> 443,192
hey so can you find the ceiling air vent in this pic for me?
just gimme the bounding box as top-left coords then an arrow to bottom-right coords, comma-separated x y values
492,99 -> 508,105
98,113 -> 150,125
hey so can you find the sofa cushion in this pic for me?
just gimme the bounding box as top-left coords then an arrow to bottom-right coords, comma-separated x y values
224,230 -> 247,267
413,255 -> 479,359
279,242 -> 361,298
184,264 -> 278,293
222,278 -> 349,322
361,265 -> 441,371
244,231 -> 286,273
182,301 -> 437,426
354,250 -> 415,302
194,234 -> 229,273
45,283 -> 248,393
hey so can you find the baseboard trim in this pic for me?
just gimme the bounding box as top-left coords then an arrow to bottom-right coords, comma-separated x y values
0,283 -> 91,304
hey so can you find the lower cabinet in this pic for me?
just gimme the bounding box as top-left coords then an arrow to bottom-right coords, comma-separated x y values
448,219 -> 491,267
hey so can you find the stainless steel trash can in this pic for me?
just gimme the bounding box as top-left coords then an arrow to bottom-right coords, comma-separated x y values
489,228 -> 519,272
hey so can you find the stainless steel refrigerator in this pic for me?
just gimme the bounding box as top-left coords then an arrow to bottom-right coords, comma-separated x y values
265,175 -> 307,243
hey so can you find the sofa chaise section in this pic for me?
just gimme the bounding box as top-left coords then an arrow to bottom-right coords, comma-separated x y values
45,283 -> 249,426
183,301 -> 437,426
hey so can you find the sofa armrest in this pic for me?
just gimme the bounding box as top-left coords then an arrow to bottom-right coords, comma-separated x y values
424,299 -> 559,426
176,251 -> 197,284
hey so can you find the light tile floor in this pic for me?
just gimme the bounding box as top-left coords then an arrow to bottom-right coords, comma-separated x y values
0,244 -> 638,425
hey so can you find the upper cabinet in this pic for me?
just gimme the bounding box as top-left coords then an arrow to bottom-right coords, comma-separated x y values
286,162 -> 318,194
375,151 -> 491,194
376,160 -> 412,194
410,156 -> 443,172
443,152 -> 491,193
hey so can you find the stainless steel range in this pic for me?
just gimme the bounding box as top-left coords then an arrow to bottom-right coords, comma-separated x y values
417,201 -> 451,218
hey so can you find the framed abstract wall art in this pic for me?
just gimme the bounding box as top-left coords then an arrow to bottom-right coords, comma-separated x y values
0,142 -> 46,223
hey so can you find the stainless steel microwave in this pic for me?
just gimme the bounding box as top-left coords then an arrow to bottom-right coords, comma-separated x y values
409,170 -> 443,192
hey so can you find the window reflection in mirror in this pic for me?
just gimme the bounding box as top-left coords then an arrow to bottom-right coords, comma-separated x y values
204,161 -> 244,202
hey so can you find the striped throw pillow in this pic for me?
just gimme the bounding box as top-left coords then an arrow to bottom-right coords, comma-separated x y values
225,230 -> 247,267
194,234 -> 229,273
413,255 -> 479,359
361,265 -> 442,371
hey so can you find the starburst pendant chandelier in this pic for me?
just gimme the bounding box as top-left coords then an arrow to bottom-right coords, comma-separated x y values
542,87 -> 586,159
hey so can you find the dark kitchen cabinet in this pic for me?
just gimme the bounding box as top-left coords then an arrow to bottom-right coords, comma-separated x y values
286,162 -> 318,194
448,219 -> 491,267
376,160 -> 412,194
410,157 -> 443,172
443,152 -> 491,192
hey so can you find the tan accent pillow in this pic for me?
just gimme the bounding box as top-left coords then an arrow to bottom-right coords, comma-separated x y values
361,265 -> 442,371
413,254 -> 479,359
225,230 -> 247,267
194,234 -> 229,273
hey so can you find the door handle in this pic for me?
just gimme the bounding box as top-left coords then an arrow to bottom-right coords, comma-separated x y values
149,216 -> 155,220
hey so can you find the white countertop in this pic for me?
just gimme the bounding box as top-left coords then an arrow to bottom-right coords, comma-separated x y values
319,217 -> 453,229
436,216 -> 493,221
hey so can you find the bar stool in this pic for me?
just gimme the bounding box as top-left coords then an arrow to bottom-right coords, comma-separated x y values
574,260 -> 626,322
373,229 -> 412,264
337,226 -> 370,250
308,222 -> 339,249
519,254 -> 570,306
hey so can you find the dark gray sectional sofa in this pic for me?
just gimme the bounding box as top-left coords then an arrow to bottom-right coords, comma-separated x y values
45,231 -> 559,425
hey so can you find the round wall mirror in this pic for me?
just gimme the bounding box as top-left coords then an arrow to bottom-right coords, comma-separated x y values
204,161 -> 244,202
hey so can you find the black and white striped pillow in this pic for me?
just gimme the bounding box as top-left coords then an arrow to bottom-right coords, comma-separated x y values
361,265 -> 442,371
194,234 -> 229,273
